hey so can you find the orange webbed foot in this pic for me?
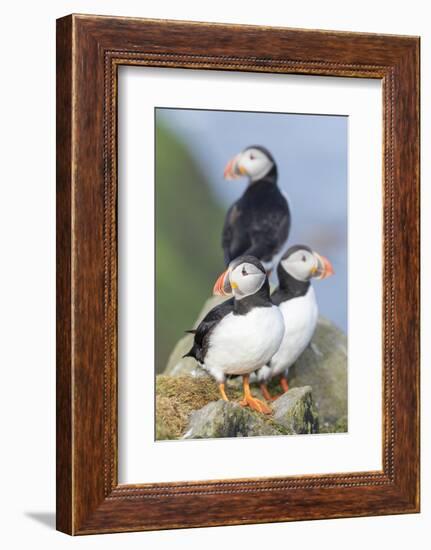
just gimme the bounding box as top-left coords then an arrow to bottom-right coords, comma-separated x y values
240,375 -> 272,414
239,395 -> 272,414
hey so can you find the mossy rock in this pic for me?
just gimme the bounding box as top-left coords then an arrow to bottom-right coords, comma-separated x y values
183,400 -> 291,439
156,374 -> 319,440
272,386 -> 318,434
155,375 -> 243,440
287,317 -> 347,431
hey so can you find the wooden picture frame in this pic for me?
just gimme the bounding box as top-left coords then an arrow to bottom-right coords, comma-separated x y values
56,14 -> 420,535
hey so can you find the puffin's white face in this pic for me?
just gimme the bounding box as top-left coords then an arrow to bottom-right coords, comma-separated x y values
224,147 -> 274,182
281,248 -> 334,282
229,261 -> 266,299
213,260 -> 266,300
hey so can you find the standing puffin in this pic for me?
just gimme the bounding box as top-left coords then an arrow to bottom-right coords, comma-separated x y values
257,245 -> 334,401
222,146 -> 291,271
184,255 -> 285,414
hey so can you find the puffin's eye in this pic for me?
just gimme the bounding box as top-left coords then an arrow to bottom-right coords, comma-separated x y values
249,153 -> 255,160
242,266 -> 249,276
302,255 -> 307,262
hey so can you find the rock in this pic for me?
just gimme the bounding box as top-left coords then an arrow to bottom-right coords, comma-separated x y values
156,372 -> 319,439
164,297 -> 347,433
287,317 -> 347,432
183,400 -> 291,439
155,375 -> 223,440
272,386 -> 318,434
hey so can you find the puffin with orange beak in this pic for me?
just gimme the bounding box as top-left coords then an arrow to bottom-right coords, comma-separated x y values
184,255 -> 285,414
222,146 -> 290,271
257,245 -> 335,401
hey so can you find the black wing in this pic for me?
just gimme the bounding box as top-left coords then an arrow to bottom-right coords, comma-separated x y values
222,186 -> 290,266
184,299 -> 234,364
221,202 -> 250,266
247,202 -> 290,263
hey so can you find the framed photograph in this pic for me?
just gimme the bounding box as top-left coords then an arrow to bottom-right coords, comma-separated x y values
56,14 -> 420,534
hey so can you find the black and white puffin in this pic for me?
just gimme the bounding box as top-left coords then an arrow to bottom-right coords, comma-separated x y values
257,245 -> 334,401
184,255 -> 285,414
222,146 -> 291,271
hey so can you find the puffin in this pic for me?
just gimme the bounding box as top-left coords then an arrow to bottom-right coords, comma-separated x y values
257,245 -> 334,401
222,146 -> 291,271
184,255 -> 285,414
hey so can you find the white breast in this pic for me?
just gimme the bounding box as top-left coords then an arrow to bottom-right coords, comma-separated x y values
260,286 -> 318,380
203,305 -> 285,382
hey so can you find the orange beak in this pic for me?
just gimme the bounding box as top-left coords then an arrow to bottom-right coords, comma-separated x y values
213,269 -> 232,296
223,154 -> 245,180
314,254 -> 335,280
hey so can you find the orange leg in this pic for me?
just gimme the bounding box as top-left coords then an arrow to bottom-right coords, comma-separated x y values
219,383 -> 228,401
240,375 -> 272,414
265,376 -> 290,402
280,376 -> 289,393
260,383 -> 276,402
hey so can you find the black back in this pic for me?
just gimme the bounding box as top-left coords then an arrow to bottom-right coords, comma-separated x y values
222,166 -> 291,266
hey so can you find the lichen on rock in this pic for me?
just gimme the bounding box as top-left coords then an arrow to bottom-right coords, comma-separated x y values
156,374 -> 320,440
183,400 -> 291,439
272,386 -> 318,434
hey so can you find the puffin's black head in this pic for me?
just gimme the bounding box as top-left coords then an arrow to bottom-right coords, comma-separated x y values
213,255 -> 267,300
223,145 -> 276,182
278,245 -> 334,282
246,145 -> 275,164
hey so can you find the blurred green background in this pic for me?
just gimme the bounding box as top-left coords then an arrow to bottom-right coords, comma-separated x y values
155,123 -> 225,373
